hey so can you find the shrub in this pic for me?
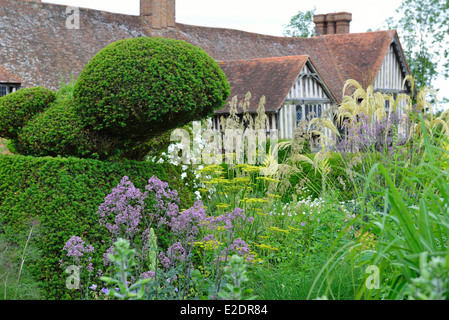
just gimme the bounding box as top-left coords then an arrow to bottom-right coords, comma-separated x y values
14,99 -> 120,160
0,153 -> 196,299
14,100 -> 89,158
0,87 -> 55,139
73,37 -> 230,145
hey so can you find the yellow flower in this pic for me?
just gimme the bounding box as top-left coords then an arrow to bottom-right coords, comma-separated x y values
242,165 -> 261,173
256,177 -> 280,183
242,198 -> 269,204
268,226 -> 290,234
204,240 -> 222,250
254,243 -> 279,251
230,177 -> 250,183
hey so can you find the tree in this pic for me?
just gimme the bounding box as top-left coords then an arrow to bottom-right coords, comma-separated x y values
283,8 -> 316,38
385,0 -> 449,92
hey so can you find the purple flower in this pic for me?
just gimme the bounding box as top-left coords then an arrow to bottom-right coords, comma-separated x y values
140,271 -> 156,279
170,201 -> 206,240
62,236 -> 95,266
97,176 -> 146,237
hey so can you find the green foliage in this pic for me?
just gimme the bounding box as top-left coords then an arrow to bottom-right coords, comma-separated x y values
283,7 -> 316,38
218,255 -> 257,300
100,238 -> 150,300
11,80 -> 122,160
278,152 -> 353,202
0,221 -> 44,300
148,228 -> 158,274
14,100 -> 92,158
0,153 -> 195,299
407,253 -> 449,300
385,0 -> 449,90
0,87 -> 55,139
0,38 -> 229,161
73,37 -> 230,145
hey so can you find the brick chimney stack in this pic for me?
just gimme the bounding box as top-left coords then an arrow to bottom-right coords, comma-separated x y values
313,12 -> 352,36
140,0 -> 176,29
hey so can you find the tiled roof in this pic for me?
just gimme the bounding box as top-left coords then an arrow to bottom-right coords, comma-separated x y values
216,55 -> 309,114
0,0 -> 153,88
0,63 -> 21,83
0,0 -> 405,104
176,23 -> 402,103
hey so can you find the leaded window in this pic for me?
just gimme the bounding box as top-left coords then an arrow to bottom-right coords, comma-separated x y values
296,105 -> 302,123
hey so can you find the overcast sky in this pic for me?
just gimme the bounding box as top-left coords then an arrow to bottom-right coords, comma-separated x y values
44,0 -> 403,35
42,0 -> 448,108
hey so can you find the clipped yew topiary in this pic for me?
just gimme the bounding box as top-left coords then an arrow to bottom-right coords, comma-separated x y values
14,100 -> 88,158
14,99 -> 121,160
73,37 -> 230,144
0,87 -> 56,139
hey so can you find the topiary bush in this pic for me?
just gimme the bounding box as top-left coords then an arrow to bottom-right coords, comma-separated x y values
0,87 -> 55,139
0,37 -> 229,161
14,100 -> 89,158
0,153 -> 197,299
73,37 -> 230,146
14,99 -> 120,160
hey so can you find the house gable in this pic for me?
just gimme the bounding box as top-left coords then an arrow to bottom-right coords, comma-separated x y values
279,59 -> 336,139
215,55 -> 310,115
373,34 -> 412,94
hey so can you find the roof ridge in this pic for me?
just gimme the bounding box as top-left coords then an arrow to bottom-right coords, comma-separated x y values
218,55 -> 310,64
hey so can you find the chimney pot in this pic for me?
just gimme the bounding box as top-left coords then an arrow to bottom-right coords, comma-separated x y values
313,12 -> 352,36
140,0 -> 175,30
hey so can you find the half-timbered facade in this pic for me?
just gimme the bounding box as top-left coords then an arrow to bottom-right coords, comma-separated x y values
280,61 -> 335,141
212,25 -> 412,146
212,56 -> 337,143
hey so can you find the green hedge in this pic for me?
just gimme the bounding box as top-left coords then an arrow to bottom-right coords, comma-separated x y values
0,87 -> 55,139
0,154 -> 196,299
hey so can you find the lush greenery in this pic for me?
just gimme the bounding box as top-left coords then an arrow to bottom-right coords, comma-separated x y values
38,77 -> 449,301
0,87 -> 55,140
0,154 -> 196,299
